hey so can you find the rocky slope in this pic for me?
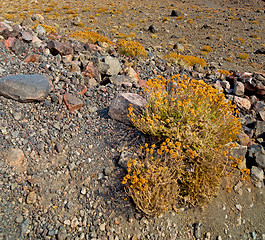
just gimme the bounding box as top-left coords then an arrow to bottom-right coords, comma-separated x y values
0,0 -> 265,239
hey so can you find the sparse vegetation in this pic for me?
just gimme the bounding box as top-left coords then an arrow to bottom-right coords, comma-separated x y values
164,53 -> 207,68
117,39 -> 147,59
125,75 -> 242,214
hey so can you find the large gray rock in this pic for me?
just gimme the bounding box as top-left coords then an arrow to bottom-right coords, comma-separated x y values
108,93 -> 146,125
251,166 -> 264,181
104,56 -> 121,76
0,74 -> 52,102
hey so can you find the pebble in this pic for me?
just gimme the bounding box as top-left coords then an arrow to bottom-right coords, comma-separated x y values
15,214 -> 23,223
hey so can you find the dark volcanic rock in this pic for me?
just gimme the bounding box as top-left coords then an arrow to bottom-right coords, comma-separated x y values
47,40 -> 74,56
0,74 -> 53,102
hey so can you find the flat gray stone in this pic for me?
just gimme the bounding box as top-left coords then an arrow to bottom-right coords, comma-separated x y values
0,74 -> 52,102
251,166 -> 264,181
104,56 -> 121,76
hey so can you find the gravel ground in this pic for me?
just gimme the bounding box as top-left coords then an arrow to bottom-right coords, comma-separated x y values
0,0 -> 265,239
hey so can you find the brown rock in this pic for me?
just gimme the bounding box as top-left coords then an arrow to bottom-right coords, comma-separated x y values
4,148 -> 27,173
63,93 -> 84,112
238,132 -> 250,146
24,54 -> 41,63
47,40 -> 74,56
26,191 -> 37,204
81,61 -> 101,82
108,93 -> 146,125
233,96 -> 251,110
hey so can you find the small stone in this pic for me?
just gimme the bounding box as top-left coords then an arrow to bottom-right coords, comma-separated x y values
66,201 -> 73,209
99,223 -> 106,231
234,81 -> 245,96
81,188 -> 86,195
63,93 -> 84,112
194,222 -> 202,239
238,132 -> 250,146
251,166 -> 264,181
55,143 -> 63,153
233,96 -> 251,110
26,191 -> 37,204
47,40 -> 74,56
21,218 -> 30,237
104,167 -> 112,176
5,148 -> 27,172
254,181 -> 263,188
15,214 -> 23,223
64,220 -> 71,225
235,204 -> 242,211
35,25 -> 45,35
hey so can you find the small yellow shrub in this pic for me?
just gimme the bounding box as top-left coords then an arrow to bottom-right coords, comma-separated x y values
202,45 -> 213,52
238,53 -> 249,60
164,53 -> 206,68
69,31 -> 113,45
117,39 -> 147,59
125,76 -> 241,211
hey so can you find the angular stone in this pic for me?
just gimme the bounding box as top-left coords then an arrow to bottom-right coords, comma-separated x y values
238,132 -> 250,146
21,31 -> 33,42
234,81 -> 245,96
104,56 -> 121,76
229,145 -> 247,170
31,14 -> 45,23
26,191 -> 37,204
124,67 -> 139,84
109,75 -> 130,86
244,78 -> 265,98
255,121 -> 265,138
220,80 -> 230,90
251,166 -> 264,181
4,37 -> 16,49
81,61 -> 101,82
256,153 -> 265,169
47,40 -> 74,56
63,93 -> 84,112
11,38 -> 28,55
119,151 -> 137,170
24,54 -> 41,63
108,93 -> 146,125
233,96 -> 251,110
0,74 -> 52,102
5,148 -> 25,167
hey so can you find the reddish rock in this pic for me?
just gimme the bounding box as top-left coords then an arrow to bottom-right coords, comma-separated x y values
238,132 -> 250,146
24,54 -> 41,63
21,31 -> 33,42
47,40 -> 74,56
63,93 -> 84,112
139,79 -> 147,88
48,32 -> 61,40
109,92 -> 147,125
233,96 -> 251,110
4,37 -> 16,49
76,84 -> 87,95
124,67 -> 139,84
81,61 -> 101,81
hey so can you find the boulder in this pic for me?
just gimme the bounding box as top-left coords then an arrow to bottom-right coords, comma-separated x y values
109,93 -> 146,125
0,74 -> 53,102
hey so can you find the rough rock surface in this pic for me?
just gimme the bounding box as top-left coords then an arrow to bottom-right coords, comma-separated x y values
0,74 -> 52,102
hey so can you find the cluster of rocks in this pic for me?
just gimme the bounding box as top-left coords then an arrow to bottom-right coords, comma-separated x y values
0,18 -> 264,240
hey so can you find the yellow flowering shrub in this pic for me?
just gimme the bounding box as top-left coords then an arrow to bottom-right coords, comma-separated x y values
69,31 -> 113,45
124,75 -> 241,213
122,144 -> 180,215
117,39 -> 147,59
164,53 -> 207,68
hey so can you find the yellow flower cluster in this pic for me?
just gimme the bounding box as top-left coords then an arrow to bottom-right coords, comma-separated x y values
117,39 -> 147,59
69,31 -> 113,45
164,53 -> 207,68
125,75 -> 242,211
